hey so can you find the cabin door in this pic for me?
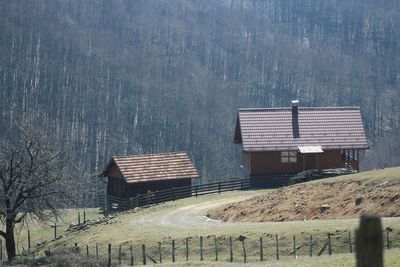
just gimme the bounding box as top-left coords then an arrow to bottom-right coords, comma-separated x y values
304,154 -> 315,170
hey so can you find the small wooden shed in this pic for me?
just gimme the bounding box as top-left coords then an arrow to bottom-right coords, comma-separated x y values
102,152 -> 200,198
234,101 -> 369,187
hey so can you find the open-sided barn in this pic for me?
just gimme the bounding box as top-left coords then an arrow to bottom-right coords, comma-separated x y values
234,100 -> 369,187
102,152 -> 200,198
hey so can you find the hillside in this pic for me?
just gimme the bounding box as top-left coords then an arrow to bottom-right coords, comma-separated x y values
1,1 -> 400,194
209,167 -> 400,222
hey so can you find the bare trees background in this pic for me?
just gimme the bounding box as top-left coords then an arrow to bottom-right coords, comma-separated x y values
0,0 -> 399,186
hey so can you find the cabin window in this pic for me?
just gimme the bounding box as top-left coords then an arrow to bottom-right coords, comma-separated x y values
281,151 -> 297,163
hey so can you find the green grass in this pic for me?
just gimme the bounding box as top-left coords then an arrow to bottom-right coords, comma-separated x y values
146,248 -> 400,267
3,167 -> 400,264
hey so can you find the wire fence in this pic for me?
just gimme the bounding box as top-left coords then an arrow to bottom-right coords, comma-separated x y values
12,227 -> 398,265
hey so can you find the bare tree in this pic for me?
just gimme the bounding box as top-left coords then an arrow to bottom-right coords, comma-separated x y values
0,119 -> 69,260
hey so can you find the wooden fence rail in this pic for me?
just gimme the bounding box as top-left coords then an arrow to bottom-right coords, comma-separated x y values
100,178 -> 251,212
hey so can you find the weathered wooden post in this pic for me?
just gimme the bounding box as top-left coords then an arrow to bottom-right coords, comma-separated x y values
229,236 -> 233,262
356,214 -> 383,267
218,182 -> 221,194
349,231 -> 353,253
135,194 -> 139,208
214,235 -> 218,261
54,223 -> 57,239
83,210 -> 86,224
28,230 -> 31,250
309,235 -> 313,257
185,238 -> 189,261
293,235 -> 297,259
200,236 -> 204,261
158,242 -> 162,263
119,245 -> 122,265
130,244 -> 134,266
78,212 -> 81,225
172,240 -> 175,262
386,228 -> 391,249
239,235 -> 246,263
259,237 -> 264,261
195,186 -> 198,197
96,243 -> 99,259
108,243 -> 112,267
327,233 -> 332,255
0,239 -> 2,261
142,244 -> 146,265
86,245 -> 89,258
275,234 -> 279,260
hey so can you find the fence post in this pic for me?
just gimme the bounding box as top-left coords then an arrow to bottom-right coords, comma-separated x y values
239,236 -> 246,263
28,230 -> 31,250
172,240 -> 175,262
309,235 -> 313,257
293,235 -> 297,259
259,237 -> 264,261
327,233 -> 332,255
349,231 -> 353,253
0,239 -> 2,261
386,228 -> 391,249
86,245 -> 89,258
356,214 -> 383,267
276,234 -> 279,260
96,243 -> 99,260
136,194 -> 140,207
214,235 -> 218,261
142,244 -> 146,265
54,223 -> 57,239
229,236 -> 233,262
185,238 -> 189,261
218,182 -> 221,194
130,245 -> 134,266
240,180 -> 243,190
108,243 -> 112,267
200,236 -> 204,261
78,212 -> 81,225
83,210 -> 86,224
119,245 -> 122,265
158,242 -> 162,263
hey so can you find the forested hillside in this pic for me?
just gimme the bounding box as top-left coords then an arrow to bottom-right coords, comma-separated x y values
1,0 -> 399,197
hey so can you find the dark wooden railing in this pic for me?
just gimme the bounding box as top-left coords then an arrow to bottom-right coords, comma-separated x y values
100,178 -> 251,212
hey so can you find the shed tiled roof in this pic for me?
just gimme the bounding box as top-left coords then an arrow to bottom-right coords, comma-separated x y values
234,107 -> 368,152
104,152 -> 200,183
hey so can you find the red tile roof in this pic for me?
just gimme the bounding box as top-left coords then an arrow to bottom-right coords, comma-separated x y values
104,152 -> 200,183
234,107 -> 368,152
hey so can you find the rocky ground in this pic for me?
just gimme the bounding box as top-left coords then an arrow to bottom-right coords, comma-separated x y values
209,176 -> 400,222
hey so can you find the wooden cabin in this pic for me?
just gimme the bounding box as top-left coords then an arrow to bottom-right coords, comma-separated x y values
102,152 -> 200,198
234,100 -> 368,187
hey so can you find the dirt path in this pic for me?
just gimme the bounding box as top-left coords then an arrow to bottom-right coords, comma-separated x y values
132,193 -> 258,229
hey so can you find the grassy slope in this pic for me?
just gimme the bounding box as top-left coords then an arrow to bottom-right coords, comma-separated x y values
5,167 -> 400,265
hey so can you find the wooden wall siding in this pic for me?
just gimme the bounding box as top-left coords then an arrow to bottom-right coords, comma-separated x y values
249,149 -> 360,175
107,178 -> 192,198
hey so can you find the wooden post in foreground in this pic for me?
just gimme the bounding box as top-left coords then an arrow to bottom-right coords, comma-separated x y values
142,244 -> 146,265
28,230 -> 31,250
356,214 -> 383,267
107,243 -> 112,267
229,236 -> 233,262
200,236 -> 204,261
259,237 -> 264,261
275,234 -> 279,260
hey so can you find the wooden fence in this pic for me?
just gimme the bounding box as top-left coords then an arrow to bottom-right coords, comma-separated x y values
37,226 -> 397,266
100,178 -> 251,212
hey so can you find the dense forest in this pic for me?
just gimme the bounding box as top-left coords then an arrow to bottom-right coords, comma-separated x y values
1,0 -> 399,201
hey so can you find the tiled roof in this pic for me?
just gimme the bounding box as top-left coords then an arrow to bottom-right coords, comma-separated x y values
234,107 -> 368,152
104,152 -> 200,183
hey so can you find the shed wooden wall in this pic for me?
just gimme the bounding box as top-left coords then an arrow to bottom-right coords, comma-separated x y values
247,149 -> 358,176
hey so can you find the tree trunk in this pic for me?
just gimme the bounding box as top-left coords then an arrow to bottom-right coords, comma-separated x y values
5,218 -> 16,260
